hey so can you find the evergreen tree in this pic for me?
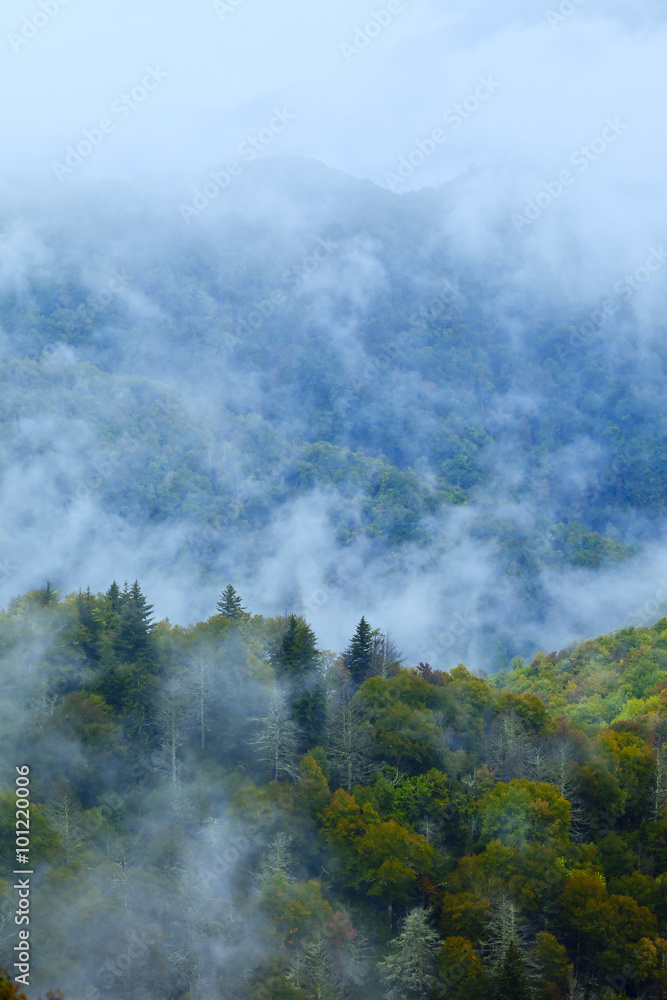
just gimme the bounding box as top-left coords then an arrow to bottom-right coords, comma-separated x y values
378,907 -> 440,1000
343,616 -> 374,687
105,580 -> 123,612
114,580 -> 155,663
216,584 -> 249,620
493,941 -> 533,1000
38,580 -> 58,606
75,587 -> 103,662
273,615 -> 319,680
272,615 -> 325,752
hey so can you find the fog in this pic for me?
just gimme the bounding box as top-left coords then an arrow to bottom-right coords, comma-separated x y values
0,0 -> 666,671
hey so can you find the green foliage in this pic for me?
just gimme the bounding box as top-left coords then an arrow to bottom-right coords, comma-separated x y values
0,584 -> 666,998
216,583 -> 249,620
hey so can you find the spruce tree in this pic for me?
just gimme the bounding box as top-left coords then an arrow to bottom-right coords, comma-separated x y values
494,941 -> 532,1000
378,907 -> 440,999
75,587 -> 102,663
38,580 -> 58,606
114,580 -> 155,663
343,616 -> 374,687
272,615 -> 325,752
216,584 -> 249,620
105,580 -> 123,612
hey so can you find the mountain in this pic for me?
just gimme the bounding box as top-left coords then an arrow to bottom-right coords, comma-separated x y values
1,159 -> 665,670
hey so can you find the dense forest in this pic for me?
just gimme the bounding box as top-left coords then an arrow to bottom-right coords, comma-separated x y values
1,580 -> 666,999
1,163 -> 666,671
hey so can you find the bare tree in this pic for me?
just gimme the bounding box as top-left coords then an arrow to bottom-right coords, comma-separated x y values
325,693 -> 375,792
256,832 -> 295,887
650,740 -> 667,822
249,683 -> 300,782
188,646 -> 212,751
155,679 -> 188,801
43,783 -> 89,865
483,712 -> 532,782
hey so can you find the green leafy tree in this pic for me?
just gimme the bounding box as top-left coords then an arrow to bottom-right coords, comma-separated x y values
435,937 -> 488,1000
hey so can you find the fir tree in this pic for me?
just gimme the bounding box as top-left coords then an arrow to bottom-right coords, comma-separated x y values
75,587 -> 102,662
272,615 -> 325,752
38,580 -> 58,606
378,907 -> 440,1000
105,580 -> 123,612
343,616 -> 374,687
114,580 -> 155,663
216,584 -> 249,621
494,941 -> 533,1000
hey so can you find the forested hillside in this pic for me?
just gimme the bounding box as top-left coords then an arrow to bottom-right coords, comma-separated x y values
1,582 -> 666,999
1,162 -> 665,670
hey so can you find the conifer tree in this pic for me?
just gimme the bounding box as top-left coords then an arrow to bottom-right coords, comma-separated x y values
378,907 -> 440,1000
216,584 -> 249,621
38,580 -> 58,606
343,616 -> 374,687
114,580 -> 155,663
494,941 -> 532,1000
272,615 -> 326,752
105,580 -> 123,612
75,587 -> 102,662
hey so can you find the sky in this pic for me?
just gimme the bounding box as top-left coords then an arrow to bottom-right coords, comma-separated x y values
2,0 -> 666,291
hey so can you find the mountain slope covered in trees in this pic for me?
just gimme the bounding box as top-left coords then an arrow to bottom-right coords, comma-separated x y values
1,162 -> 666,669
1,583 -> 666,999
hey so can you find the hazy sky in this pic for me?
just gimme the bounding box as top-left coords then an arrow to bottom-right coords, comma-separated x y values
2,0 -> 665,289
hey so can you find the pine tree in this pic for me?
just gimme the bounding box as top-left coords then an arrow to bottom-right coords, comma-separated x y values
272,615 -> 325,751
343,616 -> 374,687
105,580 -> 123,612
273,614 -> 319,680
216,584 -> 249,621
75,587 -> 103,662
378,907 -> 440,1000
38,580 -> 58,606
114,580 -> 155,663
494,941 -> 532,1000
